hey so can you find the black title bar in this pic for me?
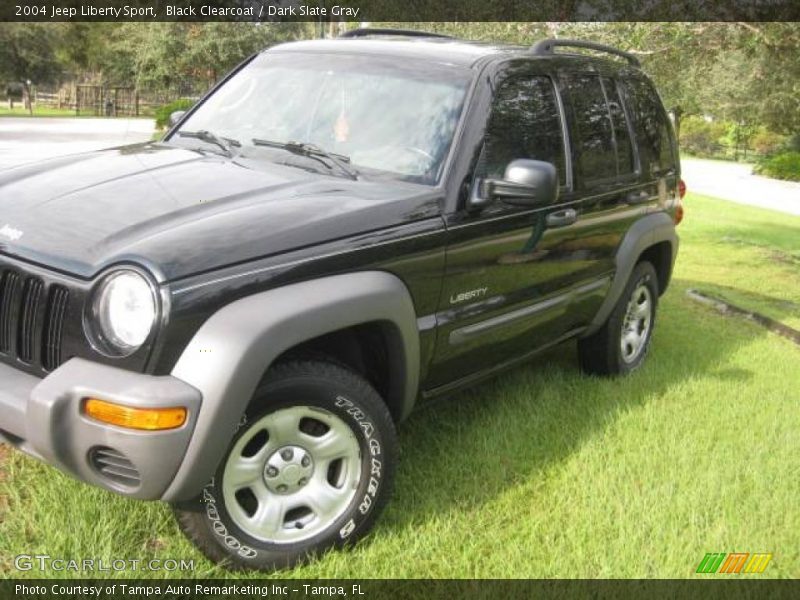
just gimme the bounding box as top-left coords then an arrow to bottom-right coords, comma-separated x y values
3,0 -> 800,22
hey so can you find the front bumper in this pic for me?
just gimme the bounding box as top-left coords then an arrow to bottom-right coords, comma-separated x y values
0,358 -> 201,499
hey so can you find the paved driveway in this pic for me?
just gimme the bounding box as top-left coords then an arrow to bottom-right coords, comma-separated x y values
681,157 -> 800,216
0,117 -> 155,170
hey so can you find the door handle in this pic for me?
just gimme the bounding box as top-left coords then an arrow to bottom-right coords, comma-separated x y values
626,190 -> 650,205
546,208 -> 577,228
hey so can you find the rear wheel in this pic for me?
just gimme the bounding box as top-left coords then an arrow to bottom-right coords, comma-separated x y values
578,261 -> 659,376
173,360 -> 397,571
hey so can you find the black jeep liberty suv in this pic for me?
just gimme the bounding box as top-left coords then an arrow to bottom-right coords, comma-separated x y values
0,30 -> 682,570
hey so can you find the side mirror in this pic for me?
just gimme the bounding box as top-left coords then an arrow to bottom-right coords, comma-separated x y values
474,159 -> 559,208
169,110 -> 187,128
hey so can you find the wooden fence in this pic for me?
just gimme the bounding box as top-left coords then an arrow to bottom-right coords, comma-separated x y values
31,83 -> 203,117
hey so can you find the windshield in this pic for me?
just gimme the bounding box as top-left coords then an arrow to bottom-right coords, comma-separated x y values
168,52 -> 473,185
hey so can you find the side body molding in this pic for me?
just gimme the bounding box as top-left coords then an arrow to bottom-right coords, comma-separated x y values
584,212 -> 678,336
163,271 -> 420,502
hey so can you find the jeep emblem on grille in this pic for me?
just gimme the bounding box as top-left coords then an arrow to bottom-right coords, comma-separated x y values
0,224 -> 23,241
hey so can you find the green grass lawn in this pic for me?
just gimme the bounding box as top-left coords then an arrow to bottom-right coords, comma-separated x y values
0,106 -> 88,118
677,196 -> 800,330
1,194 -> 798,579
0,106 -> 151,118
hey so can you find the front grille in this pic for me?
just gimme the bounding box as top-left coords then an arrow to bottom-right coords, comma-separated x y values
89,446 -> 141,488
0,267 -> 70,372
0,270 -> 20,353
18,277 -> 43,362
42,285 -> 69,371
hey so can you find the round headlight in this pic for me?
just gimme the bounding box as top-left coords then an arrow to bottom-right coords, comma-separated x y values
92,270 -> 157,354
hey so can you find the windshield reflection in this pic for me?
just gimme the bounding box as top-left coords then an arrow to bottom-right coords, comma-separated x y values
169,52 -> 473,185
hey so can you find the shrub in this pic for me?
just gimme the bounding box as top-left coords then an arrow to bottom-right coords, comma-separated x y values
154,98 -> 195,130
679,116 -> 727,157
753,151 -> 800,182
786,134 -> 800,152
750,128 -> 787,157
721,122 -> 757,155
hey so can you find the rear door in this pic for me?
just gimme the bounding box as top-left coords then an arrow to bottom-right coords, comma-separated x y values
556,69 -> 654,301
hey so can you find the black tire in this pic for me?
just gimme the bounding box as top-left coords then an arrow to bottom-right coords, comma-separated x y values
578,261 -> 659,376
173,360 -> 397,572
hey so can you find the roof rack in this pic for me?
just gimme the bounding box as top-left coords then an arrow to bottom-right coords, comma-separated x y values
531,39 -> 640,67
339,28 -> 454,40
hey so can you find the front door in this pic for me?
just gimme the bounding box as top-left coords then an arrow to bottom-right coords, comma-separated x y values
427,64 -> 615,390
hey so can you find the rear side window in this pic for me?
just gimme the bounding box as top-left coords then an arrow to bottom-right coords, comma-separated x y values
602,77 -> 636,176
480,74 -> 566,184
622,76 -> 676,175
564,74 -> 617,182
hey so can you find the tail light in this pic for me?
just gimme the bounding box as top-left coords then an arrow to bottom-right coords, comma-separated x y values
678,179 -> 687,199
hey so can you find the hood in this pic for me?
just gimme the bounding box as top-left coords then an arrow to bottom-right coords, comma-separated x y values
0,143 -> 439,281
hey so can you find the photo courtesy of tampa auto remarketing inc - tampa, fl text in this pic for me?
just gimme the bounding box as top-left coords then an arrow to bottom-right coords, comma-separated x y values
0,0 -> 799,598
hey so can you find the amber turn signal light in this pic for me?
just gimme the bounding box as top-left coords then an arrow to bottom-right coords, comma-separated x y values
83,398 -> 187,431
674,203 -> 684,225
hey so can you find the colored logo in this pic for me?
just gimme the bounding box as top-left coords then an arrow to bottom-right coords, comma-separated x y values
696,552 -> 772,574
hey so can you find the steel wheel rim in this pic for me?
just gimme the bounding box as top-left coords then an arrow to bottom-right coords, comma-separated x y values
222,405 -> 361,544
620,283 -> 653,364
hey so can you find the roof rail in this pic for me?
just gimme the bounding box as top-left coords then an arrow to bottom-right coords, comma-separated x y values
339,28 -> 454,40
531,39 -> 640,67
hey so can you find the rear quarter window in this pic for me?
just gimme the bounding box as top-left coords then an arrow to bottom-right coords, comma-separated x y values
621,76 -> 676,176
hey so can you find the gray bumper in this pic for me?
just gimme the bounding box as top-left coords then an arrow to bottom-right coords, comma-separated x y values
0,358 -> 201,500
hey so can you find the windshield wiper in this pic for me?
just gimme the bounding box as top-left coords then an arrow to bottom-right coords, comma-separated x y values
252,138 -> 358,180
178,130 -> 241,157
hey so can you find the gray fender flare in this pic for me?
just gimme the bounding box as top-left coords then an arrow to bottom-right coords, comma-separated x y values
162,271 -> 419,502
584,212 -> 678,335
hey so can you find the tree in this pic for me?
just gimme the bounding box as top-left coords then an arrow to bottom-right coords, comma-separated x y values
99,22 -> 311,95
373,22 -> 800,139
0,24 -> 63,113
55,23 -> 121,76
736,23 -> 800,136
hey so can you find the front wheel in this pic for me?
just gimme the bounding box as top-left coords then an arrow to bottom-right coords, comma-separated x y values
578,261 -> 659,376
173,361 -> 397,571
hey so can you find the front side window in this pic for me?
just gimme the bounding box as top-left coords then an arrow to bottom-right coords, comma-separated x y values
170,52 -> 473,185
479,73 -> 566,184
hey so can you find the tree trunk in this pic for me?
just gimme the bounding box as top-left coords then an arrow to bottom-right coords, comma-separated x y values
672,106 -> 683,141
22,82 -> 33,115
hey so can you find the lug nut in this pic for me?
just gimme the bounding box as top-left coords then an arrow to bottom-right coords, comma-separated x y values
301,456 -> 311,467
298,477 -> 307,486
277,484 -> 288,493
281,449 -> 294,461
266,466 -> 278,477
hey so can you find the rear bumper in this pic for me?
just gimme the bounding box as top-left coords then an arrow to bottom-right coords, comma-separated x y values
0,358 -> 201,499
